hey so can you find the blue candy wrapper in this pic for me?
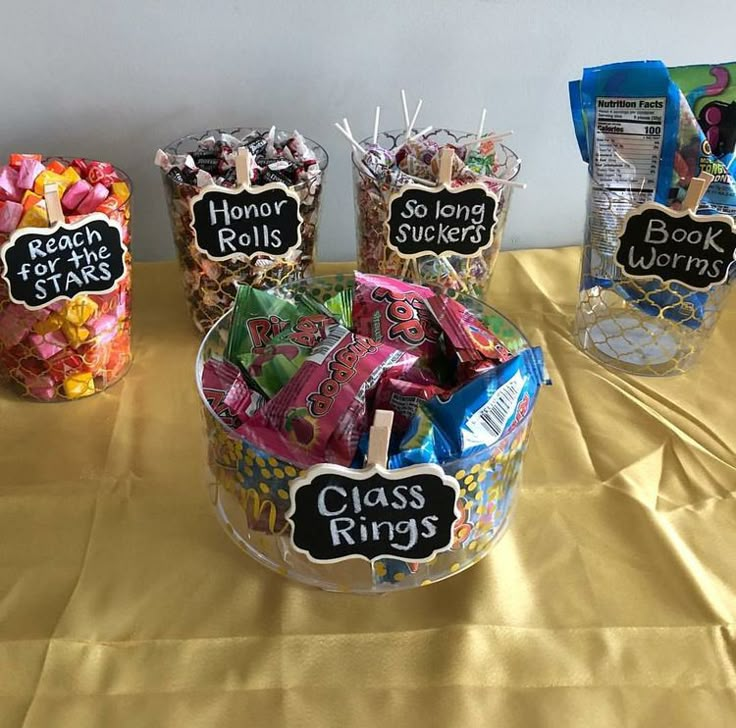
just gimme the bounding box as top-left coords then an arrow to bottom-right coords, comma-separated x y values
391,347 -> 549,467
570,60 -> 736,328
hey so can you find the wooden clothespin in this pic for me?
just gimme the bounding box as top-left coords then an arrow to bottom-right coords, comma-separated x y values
682,172 -> 715,212
43,183 -> 64,226
438,147 -> 454,186
366,409 -> 395,468
235,147 -> 252,188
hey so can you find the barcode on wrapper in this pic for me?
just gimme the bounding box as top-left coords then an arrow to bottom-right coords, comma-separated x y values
306,325 -> 348,365
465,371 -> 526,446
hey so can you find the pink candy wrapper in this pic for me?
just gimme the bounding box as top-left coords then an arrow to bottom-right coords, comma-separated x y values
352,272 -> 442,358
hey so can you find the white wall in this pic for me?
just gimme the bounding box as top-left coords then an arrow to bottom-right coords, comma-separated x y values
3,0 -> 734,261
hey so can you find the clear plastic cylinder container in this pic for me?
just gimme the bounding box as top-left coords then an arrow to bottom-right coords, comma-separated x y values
353,129 -> 521,299
0,158 -> 132,402
574,176 -> 733,376
160,127 -> 328,333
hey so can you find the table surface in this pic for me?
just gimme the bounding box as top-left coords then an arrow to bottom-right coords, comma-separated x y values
2,247 -> 736,728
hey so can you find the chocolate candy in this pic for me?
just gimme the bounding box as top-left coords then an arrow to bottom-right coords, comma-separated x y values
157,127 -> 327,333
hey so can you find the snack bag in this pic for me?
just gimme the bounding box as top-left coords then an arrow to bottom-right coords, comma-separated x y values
569,60 -> 736,327
394,347 -> 549,464
240,324 -> 404,467
426,294 -> 513,366
226,283 -> 332,395
352,272 -> 442,358
201,358 -> 264,428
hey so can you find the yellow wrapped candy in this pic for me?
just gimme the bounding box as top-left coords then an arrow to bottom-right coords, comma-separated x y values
33,313 -> 64,335
18,202 -> 49,228
63,296 -> 98,326
61,321 -> 90,348
61,166 -> 81,186
63,372 -> 95,399
111,181 -> 130,201
33,170 -> 69,197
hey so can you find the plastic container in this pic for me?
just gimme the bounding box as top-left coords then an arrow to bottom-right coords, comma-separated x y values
353,129 -> 521,299
196,274 -> 539,593
0,158 -> 132,401
574,177 -> 734,376
160,127 -> 328,333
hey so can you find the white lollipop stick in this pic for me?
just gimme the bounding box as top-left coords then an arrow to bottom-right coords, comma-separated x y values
409,125 -> 433,141
334,122 -> 366,155
461,130 -> 515,148
485,177 -> 527,189
407,99 -> 423,135
400,89 -> 410,129
373,106 -> 381,145
476,108 -> 487,142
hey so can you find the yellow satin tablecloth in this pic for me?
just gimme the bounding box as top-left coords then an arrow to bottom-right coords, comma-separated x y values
2,246 -> 736,728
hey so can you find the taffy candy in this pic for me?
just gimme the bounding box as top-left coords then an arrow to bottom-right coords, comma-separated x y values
0,156 -> 132,402
569,61 -> 736,328
351,128 -> 521,297
156,127 -> 327,333
352,272 -> 441,357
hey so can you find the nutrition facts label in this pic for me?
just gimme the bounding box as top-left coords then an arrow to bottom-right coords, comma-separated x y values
589,96 -> 667,265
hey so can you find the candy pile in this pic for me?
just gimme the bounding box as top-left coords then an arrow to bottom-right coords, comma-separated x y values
200,273 -> 549,539
157,127 -> 327,332
0,155 -> 131,401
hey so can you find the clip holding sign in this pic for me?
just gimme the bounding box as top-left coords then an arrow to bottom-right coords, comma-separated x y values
615,172 -> 736,291
286,409 -> 461,565
384,147 -> 499,260
189,145 -> 303,263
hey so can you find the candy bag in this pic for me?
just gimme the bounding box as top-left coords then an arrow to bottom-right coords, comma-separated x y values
394,347 -> 549,464
426,294 -> 512,365
241,324 -> 404,467
237,311 -> 332,398
352,272 -> 442,357
569,60 -> 736,327
373,376 -> 446,434
201,358 -> 263,428
225,284 -> 299,362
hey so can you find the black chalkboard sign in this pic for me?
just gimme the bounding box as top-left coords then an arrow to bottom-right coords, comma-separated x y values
190,183 -> 303,261
617,203 -> 736,290
286,463 -> 460,564
385,183 -> 498,259
0,213 -> 127,310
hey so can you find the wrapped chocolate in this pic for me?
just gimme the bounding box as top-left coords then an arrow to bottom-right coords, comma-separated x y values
157,127 -> 328,333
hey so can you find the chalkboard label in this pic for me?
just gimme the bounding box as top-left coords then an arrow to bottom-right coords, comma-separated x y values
616,202 -> 736,290
190,183 -> 303,261
0,213 -> 127,310
286,463 -> 461,564
385,183 -> 498,259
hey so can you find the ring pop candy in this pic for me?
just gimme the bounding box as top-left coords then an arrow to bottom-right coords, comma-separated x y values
0,156 -> 132,401
156,127 -> 328,333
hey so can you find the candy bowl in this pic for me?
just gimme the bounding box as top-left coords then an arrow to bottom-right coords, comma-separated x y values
0,156 -> 132,402
196,274 -> 544,593
352,129 -> 521,299
158,127 -> 328,334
